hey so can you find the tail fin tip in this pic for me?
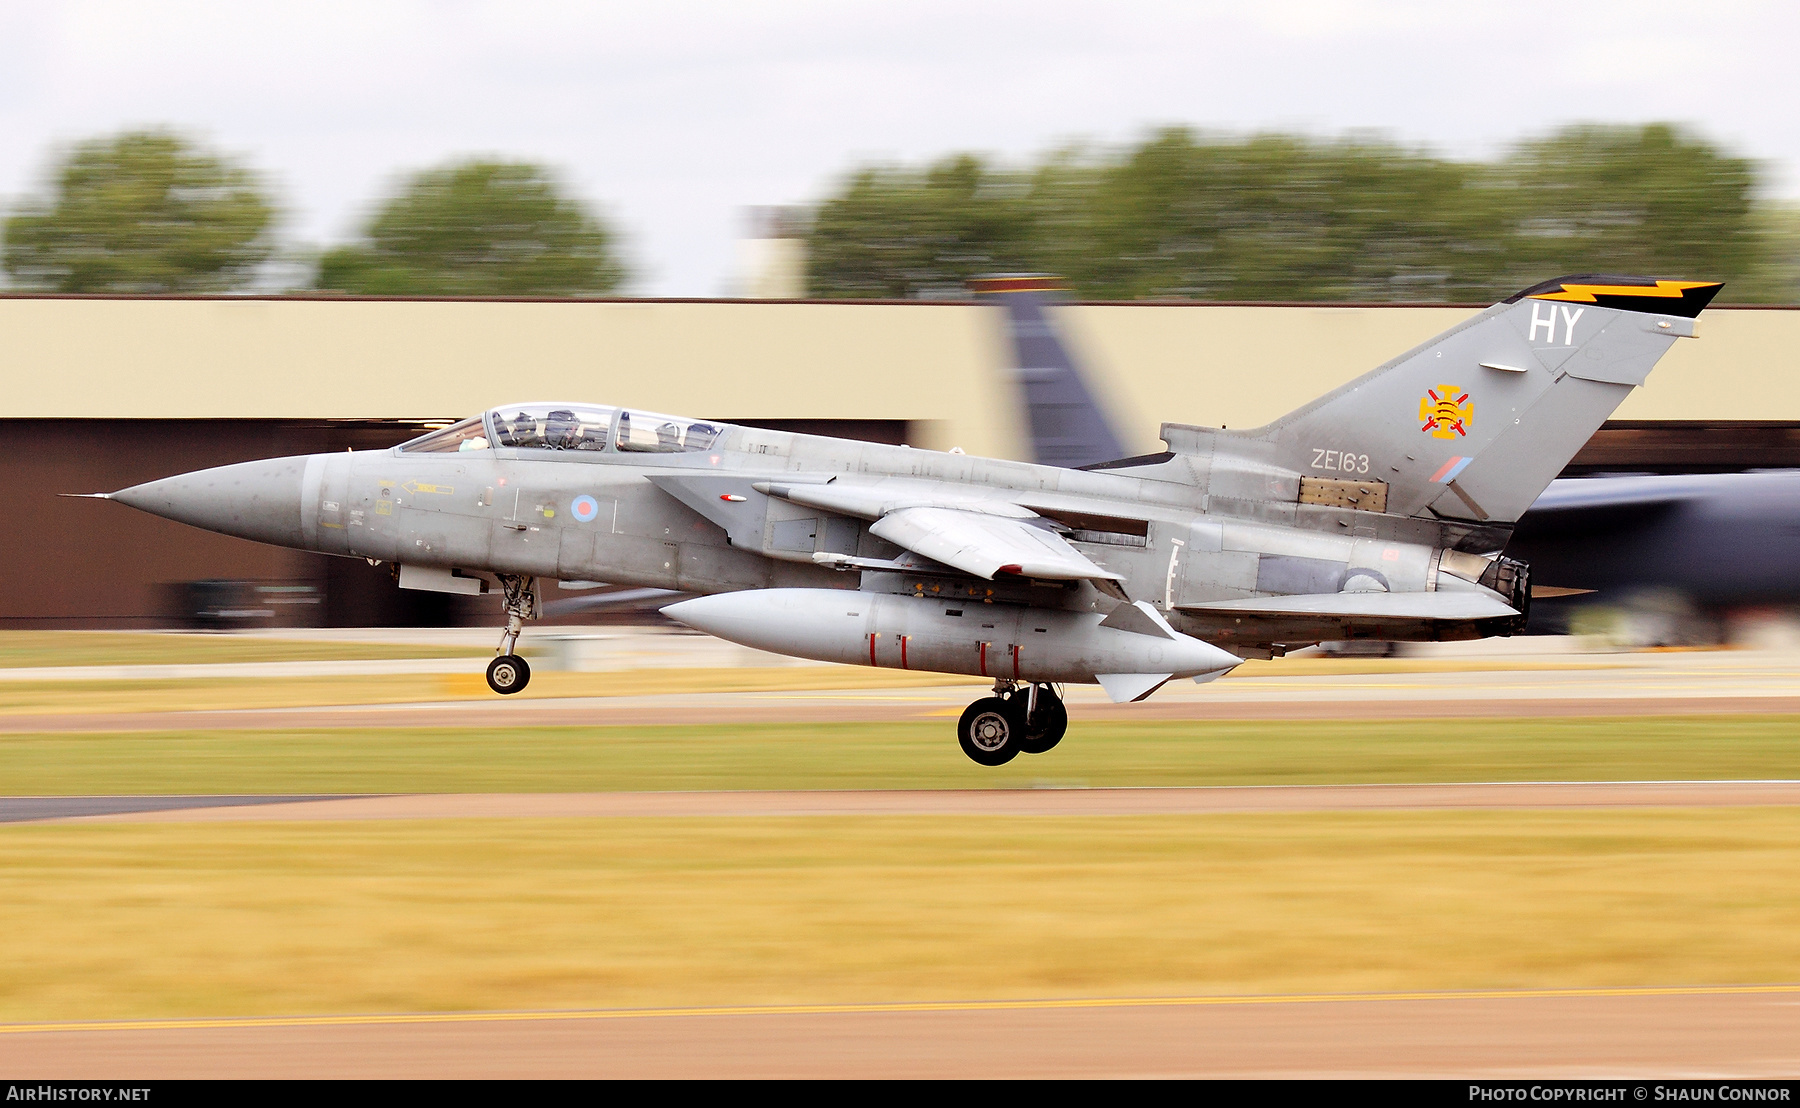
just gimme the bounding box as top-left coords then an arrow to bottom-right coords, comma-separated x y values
1504,274 -> 1722,318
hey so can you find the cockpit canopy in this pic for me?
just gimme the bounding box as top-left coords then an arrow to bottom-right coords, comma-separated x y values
399,404 -> 724,455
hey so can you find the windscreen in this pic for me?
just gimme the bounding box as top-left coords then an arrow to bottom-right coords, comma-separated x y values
398,416 -> 491,453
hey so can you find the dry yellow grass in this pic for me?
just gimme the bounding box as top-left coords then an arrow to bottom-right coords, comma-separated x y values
3,809 -> 1799,1022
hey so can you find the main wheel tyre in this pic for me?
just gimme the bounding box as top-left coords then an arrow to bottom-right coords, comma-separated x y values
486,654 -> 531,695
958,697 -> 1024,766
1020,692 -> 1068,755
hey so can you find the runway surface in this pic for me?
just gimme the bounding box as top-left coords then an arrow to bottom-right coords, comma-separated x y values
7,985 -> 1799,1078
0,794 -> 359,823
14,780 -> 1800,824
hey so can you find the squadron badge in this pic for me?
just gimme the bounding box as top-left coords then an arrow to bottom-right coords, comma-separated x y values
1419,385 -> 1472,439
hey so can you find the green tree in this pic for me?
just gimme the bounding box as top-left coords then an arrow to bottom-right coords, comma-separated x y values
1742,202 -> 1800,303
2,130 -> 275,293
1491,123 -> 1765,297
805,154 -> 1033,299
1028,129 -> 1505,302
803,123 -> 1772,303
315,161 -> 625,296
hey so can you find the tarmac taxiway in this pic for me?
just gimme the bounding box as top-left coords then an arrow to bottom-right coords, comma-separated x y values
7,985 -> 1800,1078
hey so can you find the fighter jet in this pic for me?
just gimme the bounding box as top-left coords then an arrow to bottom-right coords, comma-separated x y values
91,275 -> 1720,765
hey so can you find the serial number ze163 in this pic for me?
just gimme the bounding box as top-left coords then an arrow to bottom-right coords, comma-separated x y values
1310,448 -> 1369,474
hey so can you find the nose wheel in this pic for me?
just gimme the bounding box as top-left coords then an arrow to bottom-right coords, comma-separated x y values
956,683 -> 1066,765
486,653 -> 531,694
488,574 -> 538,695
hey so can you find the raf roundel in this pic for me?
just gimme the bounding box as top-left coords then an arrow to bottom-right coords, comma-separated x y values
570,494 -> 600,523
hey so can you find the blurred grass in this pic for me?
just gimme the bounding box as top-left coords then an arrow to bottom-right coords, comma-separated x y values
3,809 -> 1799,1021
0,654 -> 1634,716
0,632 -> 482,668
3,716 -> 1798,794
0,666 -> 984,714
0,628 -> 1638,679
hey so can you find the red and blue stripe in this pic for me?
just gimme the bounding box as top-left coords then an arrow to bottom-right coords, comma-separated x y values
1429,456 -> 1473,483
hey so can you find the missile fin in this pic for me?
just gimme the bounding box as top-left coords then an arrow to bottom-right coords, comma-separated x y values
1096,672 -> 1174,703
1098,600 -> 1179,640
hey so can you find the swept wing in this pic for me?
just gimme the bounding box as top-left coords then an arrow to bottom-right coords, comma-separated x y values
867,507 -> 1122,582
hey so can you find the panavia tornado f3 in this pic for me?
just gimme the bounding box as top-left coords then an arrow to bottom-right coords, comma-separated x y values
91,274 -> 1721,765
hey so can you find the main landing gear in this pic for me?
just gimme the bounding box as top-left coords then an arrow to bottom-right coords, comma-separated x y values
486,574 -> 537,695
956,681 -> 1068,766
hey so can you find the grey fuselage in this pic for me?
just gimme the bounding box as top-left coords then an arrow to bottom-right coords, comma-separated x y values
120,417 -> 1514,659
108,276 -> 1723,678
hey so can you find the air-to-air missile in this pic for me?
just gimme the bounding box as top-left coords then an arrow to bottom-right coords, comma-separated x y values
90,275 -> 1721,765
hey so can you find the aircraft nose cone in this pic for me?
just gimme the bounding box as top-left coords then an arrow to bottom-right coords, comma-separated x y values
111,456 -> 310,548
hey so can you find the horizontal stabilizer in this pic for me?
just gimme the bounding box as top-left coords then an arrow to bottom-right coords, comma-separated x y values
1096,672 -> 1174,703
1529,475 -> 1709,514
1182,592 -> 1518,621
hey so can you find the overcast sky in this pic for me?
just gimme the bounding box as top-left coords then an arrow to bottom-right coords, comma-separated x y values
3,0 -> 1796,295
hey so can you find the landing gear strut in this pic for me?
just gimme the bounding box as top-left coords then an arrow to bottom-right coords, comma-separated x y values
1018,683 -> 1068,755
486,574 -> 537,695
955,681 -> 1067,765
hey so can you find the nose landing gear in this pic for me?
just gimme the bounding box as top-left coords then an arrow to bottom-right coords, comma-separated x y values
486,653 -> 531,694
486,574 -> 538,695
955,681 -> 1067,765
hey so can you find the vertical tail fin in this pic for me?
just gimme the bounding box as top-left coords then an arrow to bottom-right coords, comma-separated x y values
970,274 -> 1128,469
1259,275 -> 1722,525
